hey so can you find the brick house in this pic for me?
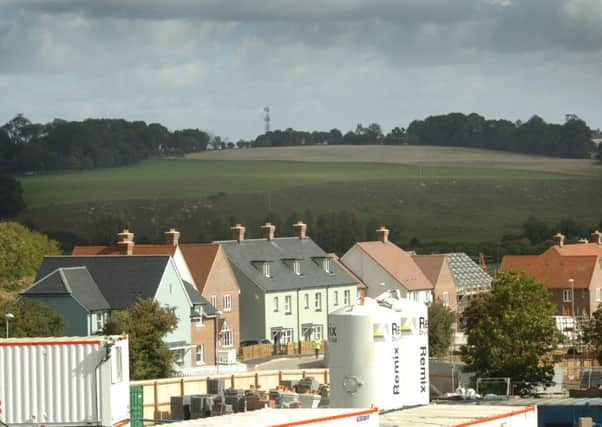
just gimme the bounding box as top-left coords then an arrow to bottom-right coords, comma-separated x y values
501,231 -> 602,317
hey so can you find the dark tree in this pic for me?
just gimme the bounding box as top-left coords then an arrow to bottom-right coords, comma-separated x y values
0,175 -> 25,218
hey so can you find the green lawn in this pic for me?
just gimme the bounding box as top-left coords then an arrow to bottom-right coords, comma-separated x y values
21,159 -> 568,208
17,154 -> 602,244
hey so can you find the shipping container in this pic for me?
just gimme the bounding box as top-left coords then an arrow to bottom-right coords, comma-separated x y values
0,335 -> 129,427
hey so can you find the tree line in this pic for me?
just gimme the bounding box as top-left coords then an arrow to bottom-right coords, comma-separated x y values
245,114 -> 597,159
0,114 -> 215,173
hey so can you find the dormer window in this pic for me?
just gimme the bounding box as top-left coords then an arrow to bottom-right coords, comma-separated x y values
254,260 -> 272,278
322,258 -> 331,273
263,262 -> 271,278
293,260 -> 301,276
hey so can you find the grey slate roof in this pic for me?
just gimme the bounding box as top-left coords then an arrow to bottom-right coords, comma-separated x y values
182,280 -> 217,316
217,237 -> 357,292
23,267 -> 110,311
34,255 -> 171,310
446,253 -> 492,293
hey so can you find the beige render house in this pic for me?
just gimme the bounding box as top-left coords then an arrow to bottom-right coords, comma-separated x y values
340,226 -> 433,303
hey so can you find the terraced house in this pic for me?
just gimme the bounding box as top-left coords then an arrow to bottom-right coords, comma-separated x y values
218,221 -> 358,346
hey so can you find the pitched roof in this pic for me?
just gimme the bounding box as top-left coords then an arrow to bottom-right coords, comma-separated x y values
183,280 -> 218,316
328,253 -> 367,289
412,255 -> 445,287
445,253 -> 492,292
178,244 -> 220,293
355,241 -> 433,291
549,243 -> 602,257
217,237 -> 357,292
72,244 -> 177,256
34,255 -> 171,309
22,267 -> 110,311
501,253 -> 598,289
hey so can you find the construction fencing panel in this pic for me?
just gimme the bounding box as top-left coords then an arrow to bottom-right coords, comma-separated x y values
131,368 -> 330,421
238,341 -> 328,361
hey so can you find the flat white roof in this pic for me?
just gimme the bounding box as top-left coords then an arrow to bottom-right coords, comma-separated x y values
380,404 -> 535,427
166,408 -> 377,427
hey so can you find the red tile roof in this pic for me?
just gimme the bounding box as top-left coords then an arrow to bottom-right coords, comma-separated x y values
178,244 -> 220,293
355,241 -> 433,291
73,244 -> 177,256
412,255 -> 445,287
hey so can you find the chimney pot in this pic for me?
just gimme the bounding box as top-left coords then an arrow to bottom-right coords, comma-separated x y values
376,226 -> 389,243
117,237 -> 134,255
591,230 -> 602,246
230,224 -> 246,243
261,222 -> 276,240
164,228 -> 180,247
292,220 -> 307,239
553,232 -> 565,248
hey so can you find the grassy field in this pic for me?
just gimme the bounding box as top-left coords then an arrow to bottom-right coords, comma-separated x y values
18,146 -> 602,244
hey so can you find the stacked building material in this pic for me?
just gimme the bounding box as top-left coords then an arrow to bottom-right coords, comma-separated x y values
224,388 -> 246,412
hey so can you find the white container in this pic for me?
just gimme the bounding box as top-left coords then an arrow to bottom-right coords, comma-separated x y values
0,335 -> 129,427
327,297 -> 429,411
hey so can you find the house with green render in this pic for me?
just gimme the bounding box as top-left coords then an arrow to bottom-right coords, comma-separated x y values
217,221 -> 358,345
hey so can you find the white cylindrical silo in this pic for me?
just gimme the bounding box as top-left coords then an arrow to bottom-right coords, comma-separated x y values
327,297 -> 429,411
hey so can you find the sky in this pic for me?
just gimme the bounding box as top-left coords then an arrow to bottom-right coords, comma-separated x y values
1,0 -> 601,140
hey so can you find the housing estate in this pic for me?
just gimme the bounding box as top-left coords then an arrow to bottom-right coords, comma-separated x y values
501,231 -> 602,317
413,252 -> 492,314
72,228 -> 241,365
217,221 -> 358,345
340,226 -> 433,302
21,253 -> 213,369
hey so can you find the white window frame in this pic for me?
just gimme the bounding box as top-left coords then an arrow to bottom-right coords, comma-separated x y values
196,344 -> 204,364
315,292 -> 322,312
293,260 -> 301,276
304,293 -> 309,309
284,295 -> 292,315
210,295 -> 217,309
322,258 -> 331,273
312,325 -> 323,341
222,328 -> 233,348
442,291 -> 449,307
344,290 -> 351,306
95,312 -> 104,332
263,262 -> 271,278
223,294 -> 232,312
281,328 -> 293,344
563,289 -> 573,302
334,290 -> 339,306
596,288 -> 601,302
273,296 -> 279,312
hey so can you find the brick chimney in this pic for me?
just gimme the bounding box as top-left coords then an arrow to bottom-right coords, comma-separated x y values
261,222 -> 276,241
376,226 -> 389,243
230,224 -> 246,243
553,232 -> 565,248
292,221 -> 307,239
591,230 -> 602,245
164,227 -> 180,247
117,229 -> 134,255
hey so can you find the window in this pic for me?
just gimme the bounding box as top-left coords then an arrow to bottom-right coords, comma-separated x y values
344,290 -> 351,306
312,325 -> 323,341
210,295 -> 217,309
263,262 -> 271,278
223,294 -> 232,312
95,312 -> 104,332
196,344 -> 204,364
597,288 -> 601,302
174,349 -> 185,366
304,293 -> 309,309
192,305 -> 203,324
273,296 -> 279,312
293,260 -> 301,275
281,329 -> 293,344
315,292 -> 322,311
563,289 -> 573,302
285,295 -> 292,314
222,328 -> 233,347
442,292 -> 449,307
322,258 -> 331,273
334,290 -> 339,306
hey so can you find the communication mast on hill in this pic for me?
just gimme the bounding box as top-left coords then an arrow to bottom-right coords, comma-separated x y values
264,106 -> 271,133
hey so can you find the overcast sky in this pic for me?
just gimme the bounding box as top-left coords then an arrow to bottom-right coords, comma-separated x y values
1,0 -> 601,140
